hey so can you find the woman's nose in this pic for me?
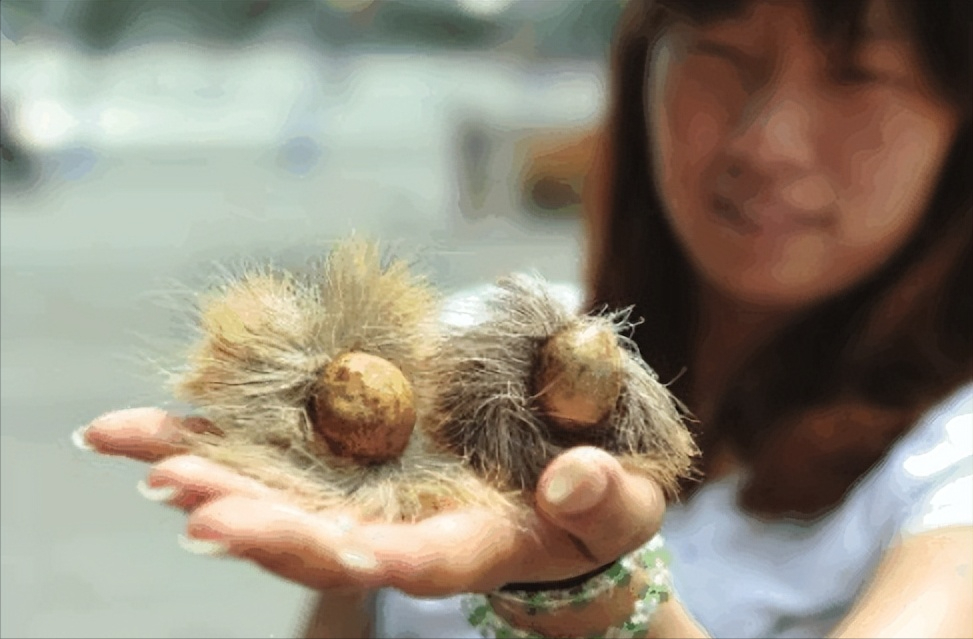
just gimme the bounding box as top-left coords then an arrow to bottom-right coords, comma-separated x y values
725,75 -> 818,176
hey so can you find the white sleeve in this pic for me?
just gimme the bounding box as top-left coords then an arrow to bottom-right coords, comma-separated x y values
891,383 -> 973,540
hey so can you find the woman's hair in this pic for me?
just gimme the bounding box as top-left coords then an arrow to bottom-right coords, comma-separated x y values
587,0 -> 973,518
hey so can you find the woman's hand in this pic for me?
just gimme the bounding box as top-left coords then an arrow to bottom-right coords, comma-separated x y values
77,407 -> 666,598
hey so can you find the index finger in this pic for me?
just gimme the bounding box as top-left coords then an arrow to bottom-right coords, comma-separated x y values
77,407 -> 217,462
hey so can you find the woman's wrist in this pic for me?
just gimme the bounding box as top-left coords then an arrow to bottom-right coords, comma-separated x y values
489,566 -> 652,638
300,589 -> 374,639
645,597 -> 710,639
464,534 -> 671,638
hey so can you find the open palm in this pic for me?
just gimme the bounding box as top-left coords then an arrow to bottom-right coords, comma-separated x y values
78,407 -> 666,597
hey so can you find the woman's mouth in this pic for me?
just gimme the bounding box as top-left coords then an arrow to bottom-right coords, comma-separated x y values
712,195 -> 759,234
712,195 -> 833,237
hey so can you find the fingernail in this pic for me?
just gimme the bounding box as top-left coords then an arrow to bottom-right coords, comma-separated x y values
545,467 -> 579,505
137,480 -> 178,503
337,547 -> 377,572
71,424 -> 94,452
544,459 -> 607,514
177,534 -> 229,556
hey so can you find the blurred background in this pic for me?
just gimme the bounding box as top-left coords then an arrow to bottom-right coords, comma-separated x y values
0,0 -> 618,636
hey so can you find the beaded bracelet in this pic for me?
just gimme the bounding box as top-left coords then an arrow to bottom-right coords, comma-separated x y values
462,534 -> 672,639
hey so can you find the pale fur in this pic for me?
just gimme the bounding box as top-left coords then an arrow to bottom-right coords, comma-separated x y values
165,239 -> 514,522
426,274 -> 699,496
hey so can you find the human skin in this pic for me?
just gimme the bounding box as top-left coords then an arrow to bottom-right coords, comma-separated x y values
76,408 -> 666,637
648,0 -> 960,312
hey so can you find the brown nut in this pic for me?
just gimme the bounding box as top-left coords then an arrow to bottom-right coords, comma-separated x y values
533,323 -> 623,430
313,352 -> 416,463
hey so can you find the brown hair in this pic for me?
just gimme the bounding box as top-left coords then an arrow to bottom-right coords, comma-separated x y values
586,0 -> 973,518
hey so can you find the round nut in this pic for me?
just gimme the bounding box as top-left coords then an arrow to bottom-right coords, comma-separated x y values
313,352 -> 416,463
534,323 -> 623,430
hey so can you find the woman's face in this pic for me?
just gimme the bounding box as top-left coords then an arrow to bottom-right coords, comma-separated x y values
647,0 -> 961,309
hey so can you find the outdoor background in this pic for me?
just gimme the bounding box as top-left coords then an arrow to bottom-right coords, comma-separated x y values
0,1 -> 619,637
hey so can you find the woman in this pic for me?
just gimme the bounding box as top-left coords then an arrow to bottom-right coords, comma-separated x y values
75,0 -> 972,637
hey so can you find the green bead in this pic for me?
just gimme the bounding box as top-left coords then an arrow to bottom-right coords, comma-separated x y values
468,604 -> 489,626
606,562 -> 626,579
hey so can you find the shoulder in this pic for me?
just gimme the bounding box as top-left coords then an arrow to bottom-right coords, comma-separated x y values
885,382 -> 972,486
876,382 -> 973,541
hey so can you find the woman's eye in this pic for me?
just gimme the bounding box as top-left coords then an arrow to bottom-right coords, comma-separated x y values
688,39 -> 762,90
691,40 -> 750,65
832,64 -> 908,91
837,43 -> 913,90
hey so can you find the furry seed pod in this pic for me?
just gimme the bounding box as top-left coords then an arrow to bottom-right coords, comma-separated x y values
165,238 -> 512,522
426,274 -> 699,497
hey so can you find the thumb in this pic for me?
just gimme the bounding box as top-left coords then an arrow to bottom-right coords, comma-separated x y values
536,446 -> 666,565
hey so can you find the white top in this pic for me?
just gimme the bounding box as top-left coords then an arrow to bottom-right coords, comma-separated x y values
373,283 -> 973,639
